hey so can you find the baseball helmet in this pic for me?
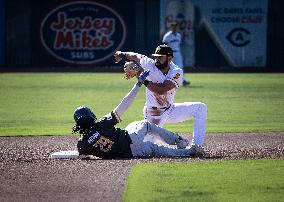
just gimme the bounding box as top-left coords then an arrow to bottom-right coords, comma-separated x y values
74,106 -> 97,128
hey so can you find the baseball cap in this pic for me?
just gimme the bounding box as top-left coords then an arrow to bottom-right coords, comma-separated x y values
152,45 -> 173,57
170,21 -> 178,26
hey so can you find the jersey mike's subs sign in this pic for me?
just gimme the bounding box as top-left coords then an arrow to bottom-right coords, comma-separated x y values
40,1 -> 126,64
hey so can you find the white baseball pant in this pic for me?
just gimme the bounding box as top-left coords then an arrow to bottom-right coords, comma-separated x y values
125,120 -> 191,158
144,102 -> 207,146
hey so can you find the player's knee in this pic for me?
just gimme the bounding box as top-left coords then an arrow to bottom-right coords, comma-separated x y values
145,120 -> 152,130
137,120 -> 150,131
140,120 -> 149,125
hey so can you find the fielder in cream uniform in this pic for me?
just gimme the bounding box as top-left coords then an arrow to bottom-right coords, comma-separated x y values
114,45 -> 207,148
140,51 -> 183,112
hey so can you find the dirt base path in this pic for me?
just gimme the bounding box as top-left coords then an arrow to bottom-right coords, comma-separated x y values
0,133 -> 283,202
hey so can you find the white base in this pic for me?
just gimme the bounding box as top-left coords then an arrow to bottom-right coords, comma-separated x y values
50,150 -> 79,159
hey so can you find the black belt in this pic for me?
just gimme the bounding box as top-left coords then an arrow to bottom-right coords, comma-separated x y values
151,105 -> 171,110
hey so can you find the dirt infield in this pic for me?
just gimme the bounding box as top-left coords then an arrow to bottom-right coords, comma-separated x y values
0,133 -> 283,202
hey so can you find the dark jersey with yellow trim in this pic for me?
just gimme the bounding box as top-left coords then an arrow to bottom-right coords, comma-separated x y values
77,111 -> 133,159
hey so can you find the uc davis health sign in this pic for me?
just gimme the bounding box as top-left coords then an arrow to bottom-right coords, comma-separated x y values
160,0 -> 195,67
196,0 -> 268,67
40,1 -> 126,64
161,0 -> 267,67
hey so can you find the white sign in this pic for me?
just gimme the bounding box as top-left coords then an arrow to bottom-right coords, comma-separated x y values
160,0 -> 195,67
161,0 -> 268,67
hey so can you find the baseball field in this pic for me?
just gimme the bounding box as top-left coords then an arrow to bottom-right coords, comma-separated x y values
0,73 -> 283,201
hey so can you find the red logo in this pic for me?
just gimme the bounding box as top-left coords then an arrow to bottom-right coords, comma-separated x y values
41,1 -> 126,64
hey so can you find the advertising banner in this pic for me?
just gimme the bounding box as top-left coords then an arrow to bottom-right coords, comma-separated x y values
32,0 -> 134,66
161,0 -> 268,67
160,0 -> 195,67
0,0 -> 4,65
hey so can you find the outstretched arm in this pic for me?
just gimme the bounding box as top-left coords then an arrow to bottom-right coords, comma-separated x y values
114,70 -> 149,120
114,51 -> 143,64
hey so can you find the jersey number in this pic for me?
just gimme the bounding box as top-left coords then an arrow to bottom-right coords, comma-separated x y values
93,136 -> 114,152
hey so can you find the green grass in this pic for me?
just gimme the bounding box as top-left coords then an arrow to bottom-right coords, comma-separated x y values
0,73 -> 283,136
123,159 -> 284,202
1,73 -> 283,201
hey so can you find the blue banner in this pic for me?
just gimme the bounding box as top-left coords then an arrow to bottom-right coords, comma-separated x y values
0,0 -> 5,65
160,0 -> 195,67
161,0 -> 268,67
32,0 -> 135,66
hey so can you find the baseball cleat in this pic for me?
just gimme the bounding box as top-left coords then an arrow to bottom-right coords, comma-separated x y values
187,144 -> 206,157
182,80 -> 190,87
176,136 -> 189,149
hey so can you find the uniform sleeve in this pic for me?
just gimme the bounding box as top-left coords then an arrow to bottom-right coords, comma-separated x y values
140,55 -> 155,71
167,68 -> 183,88
99,111 -> 119,127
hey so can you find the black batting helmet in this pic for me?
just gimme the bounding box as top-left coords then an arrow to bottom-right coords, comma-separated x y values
74,106 -> 97,129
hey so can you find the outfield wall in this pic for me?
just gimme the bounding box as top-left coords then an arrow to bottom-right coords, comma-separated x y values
1,0 -> 283,71
0,0 -> 5,65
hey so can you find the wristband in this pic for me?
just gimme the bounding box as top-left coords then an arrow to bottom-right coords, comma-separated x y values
143,80 -> 150,87
119,52 -> 127,61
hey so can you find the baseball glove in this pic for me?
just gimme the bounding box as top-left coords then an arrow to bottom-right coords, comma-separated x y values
123,61 -> 140,80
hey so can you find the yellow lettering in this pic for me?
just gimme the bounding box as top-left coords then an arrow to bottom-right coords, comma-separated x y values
93,136 -> 114,152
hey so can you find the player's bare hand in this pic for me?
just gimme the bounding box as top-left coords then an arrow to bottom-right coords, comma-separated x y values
114,51 -> 124,63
